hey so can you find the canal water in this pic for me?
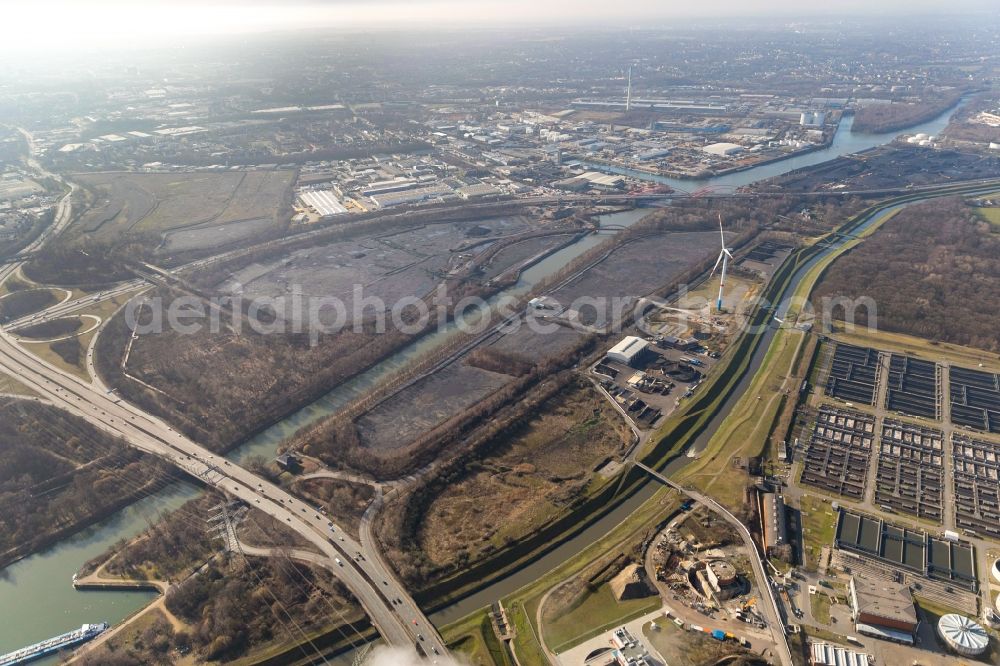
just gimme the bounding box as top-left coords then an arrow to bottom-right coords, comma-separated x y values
0,482 -> 197,661
0,101 -> 965,659
580,100 -> 963,192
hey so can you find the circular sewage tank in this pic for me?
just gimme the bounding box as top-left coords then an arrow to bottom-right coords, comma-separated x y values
992,558 -> 1000,584
938,614 -> 990,657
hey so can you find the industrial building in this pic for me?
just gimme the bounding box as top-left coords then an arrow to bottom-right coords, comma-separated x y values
369,183 -> 453,208
701,142 -> 744,157
937,614 -> 989,657
657,335 -> 699,351
607,336 -> 651,367
705,560 -> 741,600
848,576 -> 918,644
760,492 -> 789,554
808,642 -> 870,666
297,189 -> 348,218
799,111 -> 826,127
456,183 -> 500,199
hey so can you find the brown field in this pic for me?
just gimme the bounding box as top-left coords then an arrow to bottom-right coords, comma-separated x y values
221,216 -> 533,328
417,380 -> 629,568
357,362 -> 512,452
546,230 -> 720,328
70,170 -> 294,249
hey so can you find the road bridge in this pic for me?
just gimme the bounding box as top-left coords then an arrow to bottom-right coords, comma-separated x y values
633,462 -> 793,666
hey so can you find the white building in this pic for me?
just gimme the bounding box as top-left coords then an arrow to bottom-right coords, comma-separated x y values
702,142 -> 744,157
607,336 -> 650,367
809,642 -> 870,666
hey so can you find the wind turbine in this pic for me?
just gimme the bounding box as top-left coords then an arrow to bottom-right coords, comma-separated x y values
710,213 -> 733,312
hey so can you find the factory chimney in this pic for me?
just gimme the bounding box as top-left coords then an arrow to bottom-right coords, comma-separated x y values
625,65 -> 632,112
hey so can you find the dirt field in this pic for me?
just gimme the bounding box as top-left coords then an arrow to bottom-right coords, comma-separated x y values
547,230 -> 721,329
486,324 -> 587,363
478,233 -> 577,281
70,170 -> 293,249
221,216 -> 534,327
418,380 -> 629,568
356,362 -> 511,452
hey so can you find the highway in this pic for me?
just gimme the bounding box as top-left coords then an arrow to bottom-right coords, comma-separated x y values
0,329 -> 448,657
0,150 -> 450,660
6,140 -> 1000,663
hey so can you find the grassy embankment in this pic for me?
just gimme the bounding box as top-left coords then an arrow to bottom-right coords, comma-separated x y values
438,487 -> 679,665
441,609 -> 514,666
545,582 -> 662,653
15,289 -> 143,381
0,372 -> 37,396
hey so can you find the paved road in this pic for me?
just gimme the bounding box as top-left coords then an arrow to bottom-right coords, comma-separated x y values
635,462 -> 794,666
0,148 -> 450,659
0,332 -> 448,656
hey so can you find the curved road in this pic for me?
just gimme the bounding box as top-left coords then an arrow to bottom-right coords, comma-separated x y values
0,332 -> 447,656
0,153 -> 449,659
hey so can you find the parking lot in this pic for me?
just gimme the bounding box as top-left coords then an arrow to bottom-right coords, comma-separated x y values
949,365 -> 1000,434
885,354 -> 941,420
799,406 -> 874,500
874,418 -> 944,522
824,343 -> 880,406
951,433 -> 1000,540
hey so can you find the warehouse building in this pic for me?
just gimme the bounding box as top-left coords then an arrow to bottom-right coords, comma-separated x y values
848,576 -> 918,644
761,492 -> 789,553
702,142 -> 744,157
607,336 -> 651,368
456,183 -> 500,199
297,189 -> 348,218
809,643 -> 869,666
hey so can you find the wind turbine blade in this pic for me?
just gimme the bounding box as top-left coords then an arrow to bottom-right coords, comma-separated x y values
718,213 -> 725,248
724,248 -> 734,258
710,251 -> 724,276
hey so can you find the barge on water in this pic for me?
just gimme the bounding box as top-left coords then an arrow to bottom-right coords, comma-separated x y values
0,623 -> 109,665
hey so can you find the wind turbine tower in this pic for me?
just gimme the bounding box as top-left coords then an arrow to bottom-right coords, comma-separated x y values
710,213 -> 733,312
625,65 -> 632,112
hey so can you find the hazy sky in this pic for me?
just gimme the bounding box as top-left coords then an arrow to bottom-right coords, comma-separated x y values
1,0 -> 995,53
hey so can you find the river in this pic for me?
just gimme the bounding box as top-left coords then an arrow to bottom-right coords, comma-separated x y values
0,100 -> 966,661
580,101 -> 963,192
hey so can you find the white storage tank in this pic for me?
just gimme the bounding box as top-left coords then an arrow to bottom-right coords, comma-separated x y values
937,614 -> 989,657
992,558 -> 1000,584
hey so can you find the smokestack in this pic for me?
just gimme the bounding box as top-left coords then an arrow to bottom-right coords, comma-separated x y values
626,65 -> 632,112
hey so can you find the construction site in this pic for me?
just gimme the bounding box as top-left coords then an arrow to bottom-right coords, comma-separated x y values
646,505 -> 767,632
